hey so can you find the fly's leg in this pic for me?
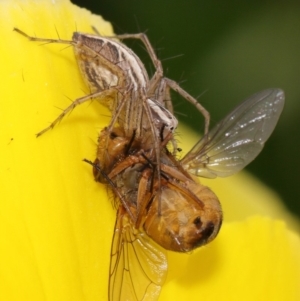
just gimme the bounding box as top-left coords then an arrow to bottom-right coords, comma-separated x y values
135,168 -> 154,228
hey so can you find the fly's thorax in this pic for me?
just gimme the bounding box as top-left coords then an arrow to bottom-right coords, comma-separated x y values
114,163 -> 146,208
143,180 -> 222,252
117,164 -> 142,192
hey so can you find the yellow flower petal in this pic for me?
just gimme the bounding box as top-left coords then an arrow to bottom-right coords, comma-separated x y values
1,1 -> 114,300
1,1 -> 299,301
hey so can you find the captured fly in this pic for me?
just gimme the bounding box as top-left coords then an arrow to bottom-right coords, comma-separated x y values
86,89 -> 284,301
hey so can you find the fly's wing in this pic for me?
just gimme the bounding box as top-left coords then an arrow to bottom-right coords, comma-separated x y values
181,89 -> 285,178
109,207 -> 167,301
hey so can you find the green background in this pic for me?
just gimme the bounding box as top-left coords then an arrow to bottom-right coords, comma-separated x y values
72,0 -> 300,218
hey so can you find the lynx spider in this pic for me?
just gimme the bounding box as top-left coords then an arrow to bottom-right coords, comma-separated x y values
14,27 -> 210,139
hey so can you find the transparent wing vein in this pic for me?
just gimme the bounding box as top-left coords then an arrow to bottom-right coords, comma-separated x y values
181,89 -> 285,178
109,207 -> 167,301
